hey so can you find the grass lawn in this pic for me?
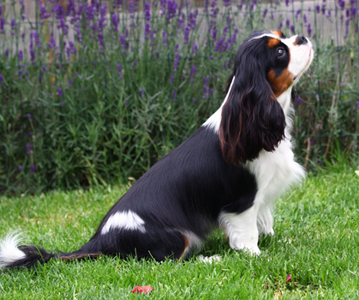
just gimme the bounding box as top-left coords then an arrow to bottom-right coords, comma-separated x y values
1,165 -> 358,299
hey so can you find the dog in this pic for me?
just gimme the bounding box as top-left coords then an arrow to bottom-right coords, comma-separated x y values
0,30 -> 313,269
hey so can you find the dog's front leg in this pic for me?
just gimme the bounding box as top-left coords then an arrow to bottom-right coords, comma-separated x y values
219,206 -> 260,255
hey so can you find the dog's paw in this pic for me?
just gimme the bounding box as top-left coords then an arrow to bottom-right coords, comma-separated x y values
230,239 -> 261,256
198,254 -> 222,264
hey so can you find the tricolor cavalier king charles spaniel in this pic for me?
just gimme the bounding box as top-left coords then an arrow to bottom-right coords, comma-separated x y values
1,30 -> 314,269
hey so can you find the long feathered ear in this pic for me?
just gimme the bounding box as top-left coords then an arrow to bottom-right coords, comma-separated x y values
219,55 -> 286,166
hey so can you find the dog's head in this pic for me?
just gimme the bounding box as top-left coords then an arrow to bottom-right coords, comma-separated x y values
219,30 -> 314,166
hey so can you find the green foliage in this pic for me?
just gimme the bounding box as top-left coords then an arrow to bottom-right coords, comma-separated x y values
0,1 -> 358,194
0,167 -> 358,298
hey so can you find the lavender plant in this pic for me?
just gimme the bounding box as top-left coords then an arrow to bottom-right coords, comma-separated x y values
0,0 -> 358,194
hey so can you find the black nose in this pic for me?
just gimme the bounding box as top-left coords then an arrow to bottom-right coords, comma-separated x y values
295,34 -> 308,45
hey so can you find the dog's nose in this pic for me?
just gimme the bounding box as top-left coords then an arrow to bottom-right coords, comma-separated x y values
295,34 -> 308,45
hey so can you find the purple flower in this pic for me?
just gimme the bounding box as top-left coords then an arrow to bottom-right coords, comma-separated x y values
18,165 -> 23,171
29,39 -> 36,61
204,76 -> 210,86
48,37 -> 58,50
192,43 -> 198,53
117,64 -> 123,79
307,23 -> 312,37
98,33 -> 104,49
140,88 -> 144,97
290,25 -> 295,34
356,100 -> 359,110
322,4 -> 326,15
215,37 -> 225,52
351,6 -> 357,17
66,41 -> 76,58
40,5 -> 50,19
184,26 -> 190,44
339,0 -> 345,10
68,79 -> 72,87
0,17 -> 4,32
52,4 -> 64,19
75,25 -> 83,43
26,143 -> 33,155
172,90 -> 176,100
167,1 -> 178,21
327,9 -> 331,19
279,22 -> 283,30
262,8 -> 268,19
203,76 -> 210,98
188,10 -> 198,29
18,50 -> 23,61
170,75 -> 174,85
129,1 -> 136,15
120,34 -> 126,53
303,14 -> 307,23
11,18 -> 15,33
162,30 -> 168,46
212,27 -> 217,41
112,13 -> 119,31
315,5 -> 320,13
286,19 -> 290,28
27,113 -> 32,122
223,0 -> 231,7
296,97 -> 302,106
57,18 -> 69,35
190,65 -> 196,82
144,22 -> 151,39
209,88 -> 214,97
173,53 -> 181,72
30,164 -> 36,173
0,74 -> 2,86
100,5 -> 107,18
210,6 -> 219,18
145,2 -> 151,21
99,14 -> 107,31
58,88 -> 63,97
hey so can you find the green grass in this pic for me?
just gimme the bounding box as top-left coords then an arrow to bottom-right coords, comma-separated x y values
1,165 -> 359,299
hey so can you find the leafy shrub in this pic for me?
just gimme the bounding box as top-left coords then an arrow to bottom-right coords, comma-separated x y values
0,0 -> 358,194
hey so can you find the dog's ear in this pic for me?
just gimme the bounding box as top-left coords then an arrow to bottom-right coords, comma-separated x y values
219,57 -> 286,166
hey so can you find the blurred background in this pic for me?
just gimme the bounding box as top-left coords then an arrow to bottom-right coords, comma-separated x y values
0,0 -> 358,194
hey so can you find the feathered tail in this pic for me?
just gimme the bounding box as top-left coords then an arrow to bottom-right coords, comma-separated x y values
0,233 -> 99,269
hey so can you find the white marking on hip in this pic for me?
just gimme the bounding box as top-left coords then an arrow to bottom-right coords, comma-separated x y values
101,210 -> 146,235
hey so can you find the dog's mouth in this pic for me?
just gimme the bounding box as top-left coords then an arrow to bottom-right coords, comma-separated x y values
293,48 -> 314,82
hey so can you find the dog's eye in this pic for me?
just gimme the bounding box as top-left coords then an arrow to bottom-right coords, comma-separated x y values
277,48 -> 285,58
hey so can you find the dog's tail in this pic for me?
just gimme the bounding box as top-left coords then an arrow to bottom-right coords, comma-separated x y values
0,233 -> 100,269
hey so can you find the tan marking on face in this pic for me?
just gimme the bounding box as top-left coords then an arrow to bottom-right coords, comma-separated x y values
272,30 -> 283,37
268,68 -> 295,97
268,38 -> 281,48
293,35 -> 299,46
